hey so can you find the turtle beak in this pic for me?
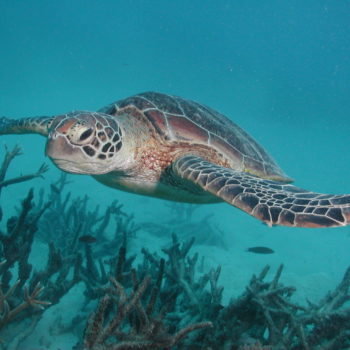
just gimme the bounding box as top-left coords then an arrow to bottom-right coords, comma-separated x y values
45,134 -> 89,174
45,133 -> 75,158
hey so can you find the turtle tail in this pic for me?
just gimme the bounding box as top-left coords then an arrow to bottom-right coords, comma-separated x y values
174,155 -> 350,228
0,116 -> 53,136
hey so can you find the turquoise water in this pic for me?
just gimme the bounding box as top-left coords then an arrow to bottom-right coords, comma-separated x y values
1,1 -> 350,349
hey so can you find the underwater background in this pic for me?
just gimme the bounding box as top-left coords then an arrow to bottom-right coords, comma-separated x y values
0,1 -> 350,349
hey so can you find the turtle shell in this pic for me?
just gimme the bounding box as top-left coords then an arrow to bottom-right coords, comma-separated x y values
99,92 -> 290,182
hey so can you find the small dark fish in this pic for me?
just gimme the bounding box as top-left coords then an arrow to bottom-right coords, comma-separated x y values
79,235 -> 97,243
246,246 -> 274,254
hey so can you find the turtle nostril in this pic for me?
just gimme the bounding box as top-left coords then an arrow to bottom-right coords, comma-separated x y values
79,128 -> 93,141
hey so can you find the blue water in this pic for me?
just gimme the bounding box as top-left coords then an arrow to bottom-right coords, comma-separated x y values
1,1 -> 350,349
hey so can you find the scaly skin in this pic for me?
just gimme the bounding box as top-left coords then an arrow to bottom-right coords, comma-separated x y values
173,156 -> 350,228
0,116 -> 53,136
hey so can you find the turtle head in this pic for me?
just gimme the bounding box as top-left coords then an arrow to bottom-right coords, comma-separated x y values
46,111 -> 123,174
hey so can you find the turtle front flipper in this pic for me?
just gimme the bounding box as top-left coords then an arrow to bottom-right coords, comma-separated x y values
173,155 -> 350,228
0,116 -> 53,136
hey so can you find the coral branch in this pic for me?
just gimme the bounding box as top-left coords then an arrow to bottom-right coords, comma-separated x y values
0,281 -> 50,330
0,145 -> 48,193
82,251 -> 212,350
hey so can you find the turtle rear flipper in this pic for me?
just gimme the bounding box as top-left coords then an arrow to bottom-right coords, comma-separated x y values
173,155 -> 350,228
0,116 -> 53,136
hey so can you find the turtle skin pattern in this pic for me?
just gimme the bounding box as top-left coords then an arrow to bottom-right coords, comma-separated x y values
0,116 -> 53,136
173,155 -> 350,228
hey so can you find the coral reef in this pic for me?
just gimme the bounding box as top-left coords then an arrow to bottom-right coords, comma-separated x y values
79,233 -> 350,349
211,264 -> 350,349
83,272 -> 212,349
0,146 -> 51,336
0,146 -> 83,347
1,145 -> 350,349
37,173 -> 139,258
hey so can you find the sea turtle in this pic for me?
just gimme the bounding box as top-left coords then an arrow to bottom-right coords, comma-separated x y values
1,91 -> 349,228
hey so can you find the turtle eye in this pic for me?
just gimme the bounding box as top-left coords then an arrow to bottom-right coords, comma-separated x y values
70,127 -> 95,145
79,128 -> 93,141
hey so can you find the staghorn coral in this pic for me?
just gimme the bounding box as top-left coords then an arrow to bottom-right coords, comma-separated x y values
37,173 -> 140,260
84,232 -> 350,349
78,234 -> 221,349
32,172 -> 142,304
0,146 -> 80,347
0,278 -> 50,331
0,146 -> 51,333
81,244 -> 213,350
141,233 -> 224,328
0,145 -> 48,197
206,264 -> 350,350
